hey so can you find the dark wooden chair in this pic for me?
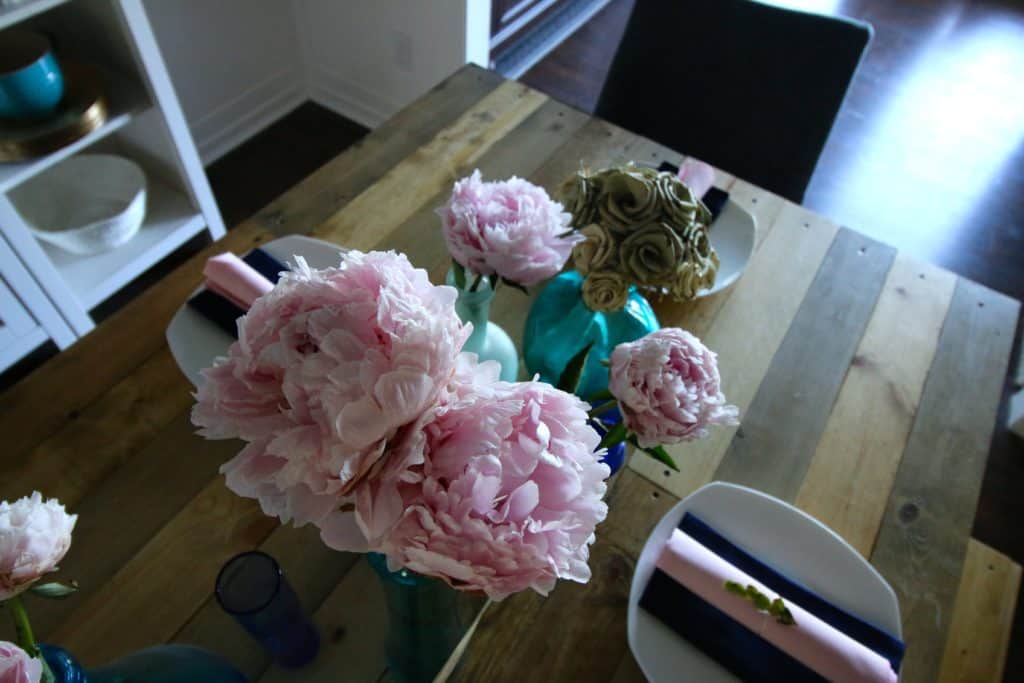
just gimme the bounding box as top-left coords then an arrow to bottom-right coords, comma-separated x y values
595,0 -> 872,203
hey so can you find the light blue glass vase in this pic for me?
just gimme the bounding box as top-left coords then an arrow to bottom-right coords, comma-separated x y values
368,554 -> 464,683
446,269 -> 518,382
524,271 -> 659,399
40,643 -> 246,683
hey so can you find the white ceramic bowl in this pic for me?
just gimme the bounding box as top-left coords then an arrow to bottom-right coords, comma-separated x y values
11,154 -> 147,255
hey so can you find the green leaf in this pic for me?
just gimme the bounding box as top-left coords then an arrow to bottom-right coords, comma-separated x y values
29,581 -> 78,599
724,581 -> 746,597
469,273 -> 485,292
452,260 -> 466,289
597,421 -> 627,451
500,277 -> 530,295
585,388 -> 616,403
626,435 -> 680,471
557,342 -> 593,394
488,273 -> 498,292
751,591 -> 771,611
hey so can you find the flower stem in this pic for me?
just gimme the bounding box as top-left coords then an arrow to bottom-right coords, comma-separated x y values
588,400 -> 619,418
7,595 -> 39,657
469,273 -> 484,292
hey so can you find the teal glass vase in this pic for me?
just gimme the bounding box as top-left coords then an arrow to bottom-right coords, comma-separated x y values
40,643 -> 246,682
523,271 -> 659,399
446,269 -> 518,381
368,553 -> 465,683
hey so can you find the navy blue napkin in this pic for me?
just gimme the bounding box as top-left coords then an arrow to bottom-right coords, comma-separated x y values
639,513 -> 904,680
657,160 -> 728,222
186,248 -> 287,338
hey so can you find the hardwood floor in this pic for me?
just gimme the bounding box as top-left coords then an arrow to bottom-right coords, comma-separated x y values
524,0 -> 1024,676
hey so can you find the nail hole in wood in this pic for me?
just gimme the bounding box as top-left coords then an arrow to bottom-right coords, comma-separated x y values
858,247 -> 867,255
978,302 -> 985,308
663,470 -> 671,477
651,491 -> 660,499
989,564 -> 995,571
919,273 -> 926,280
803,222 -> 810,229
751,197 -> 758,203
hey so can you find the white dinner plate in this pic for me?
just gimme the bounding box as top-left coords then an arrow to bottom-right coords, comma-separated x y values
166,234 -> 346,387
700,199 -> 756,298
627,482 -> 902,683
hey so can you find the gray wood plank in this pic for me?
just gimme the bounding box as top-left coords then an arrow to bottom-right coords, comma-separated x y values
870,277 -> 1020,683
713,228 -> 896,499
255,64 -> 505,237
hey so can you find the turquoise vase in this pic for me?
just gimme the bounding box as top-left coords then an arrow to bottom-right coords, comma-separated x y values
40,643 -> 246,682
524,271 -> 659,399
368,554 -> 464,683
446,269 -> 518,382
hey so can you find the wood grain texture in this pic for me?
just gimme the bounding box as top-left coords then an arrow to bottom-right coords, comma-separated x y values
255,65 -> 504,238
870,278 -> 1019,683
795,257 -> 957,554
312,81 -> 547,250
0,222 -> 269,467
713,229 -> 896,499
938,539 -> 1021,683
49,479 -> 278,666
629,201 -> 840,497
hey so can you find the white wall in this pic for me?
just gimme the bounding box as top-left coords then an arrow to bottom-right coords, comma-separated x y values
144,0 -> 306,164
294,0 -> 489,128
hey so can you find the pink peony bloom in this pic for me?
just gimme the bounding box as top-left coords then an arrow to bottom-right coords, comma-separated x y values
331,377 -> 610,601
438,170 -> 582,287
0,493 -> 77,601
0,642 -> 41,683
192,251 -> 471,528
609,328 -> 739,448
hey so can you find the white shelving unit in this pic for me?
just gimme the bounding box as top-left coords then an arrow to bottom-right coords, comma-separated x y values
0,0 -> 225,363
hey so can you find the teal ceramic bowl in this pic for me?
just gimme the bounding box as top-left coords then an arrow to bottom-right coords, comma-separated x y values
0,30 -> 64,120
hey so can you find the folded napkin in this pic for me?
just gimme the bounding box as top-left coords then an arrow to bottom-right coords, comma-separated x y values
658,160 -> 729,222
187,249 -> 286,338
640,514 -> 903,683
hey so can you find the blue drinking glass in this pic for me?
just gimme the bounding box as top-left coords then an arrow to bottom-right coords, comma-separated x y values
215,551 -> 320,669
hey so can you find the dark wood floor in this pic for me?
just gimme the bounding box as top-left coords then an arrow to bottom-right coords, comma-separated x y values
522,0 -> 1024,676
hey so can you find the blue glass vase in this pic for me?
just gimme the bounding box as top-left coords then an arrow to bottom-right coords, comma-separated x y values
40,643 -> 246,682
446,269 -> 518,381
368,554 -> 464,683
524,271 -> 659,399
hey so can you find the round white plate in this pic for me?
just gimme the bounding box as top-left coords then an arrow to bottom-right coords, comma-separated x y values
700,199 -> 756,298
627,482 -> 902,683
166,234 -> 346,387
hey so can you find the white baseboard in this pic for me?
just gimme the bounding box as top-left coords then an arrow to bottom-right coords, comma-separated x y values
192,68 -> 307,165
307,67 -> 398,130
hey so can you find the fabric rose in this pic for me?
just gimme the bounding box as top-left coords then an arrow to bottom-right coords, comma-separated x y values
339,378 -> 609,601
597,168 -> 660,231
571,224 -> 615,276
192,250 -> 470,528
0,642 -> 41,683
438,170 -> 581,287
657,172 -> 711,231
0,493 -> 76,601
581,270 -> 629,312
560,173 -> 598,228
618,222 -> 685,285
609,328 -> 739,447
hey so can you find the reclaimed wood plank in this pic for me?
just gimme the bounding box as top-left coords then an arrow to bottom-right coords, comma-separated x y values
256,65 -> 503,237
938,539 -> 1021,683
629,201 -> 839,497
311,81 -> 547,250
0,349 -> 192,506
0,410 -> 230,643
172,526 -> 359,681
795,257 -> 957,554
0,223 -> 269,469
713,229 -> 896,498
870,278 -> 1019,683
49,480 -> 278,666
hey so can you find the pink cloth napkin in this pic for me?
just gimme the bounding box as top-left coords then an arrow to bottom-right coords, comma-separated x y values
656,529 -> 897,683
203,252 -> 274,309
677,159 -> 716,198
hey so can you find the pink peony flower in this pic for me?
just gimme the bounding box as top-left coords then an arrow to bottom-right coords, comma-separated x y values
438,170 -> 582,287
0,493 -> 77,601
609,328 -> 739,448
192,251 -> 471,528
0,642 -> 41,683
328,376 -> 610,601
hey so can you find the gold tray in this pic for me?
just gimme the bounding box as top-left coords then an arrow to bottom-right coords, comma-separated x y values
0,62 -> 108,162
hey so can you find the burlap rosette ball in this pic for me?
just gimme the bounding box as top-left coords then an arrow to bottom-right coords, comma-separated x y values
561,164 -> 719,312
